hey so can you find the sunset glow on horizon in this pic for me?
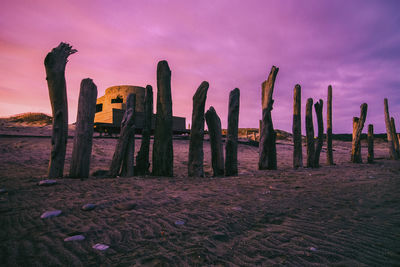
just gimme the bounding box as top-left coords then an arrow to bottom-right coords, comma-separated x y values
1,0 -> 399,133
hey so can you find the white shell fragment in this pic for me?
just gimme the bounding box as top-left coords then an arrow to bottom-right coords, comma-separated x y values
175,220 -> 185,226
81,203 -> 96,211
310,247 -> 317,252
92,243 -> 109,251
64,235 -> 85,242
38,179 -> 57,186
40,210 -> 62,219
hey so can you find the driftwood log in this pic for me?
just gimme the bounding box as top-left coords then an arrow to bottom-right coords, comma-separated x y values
292,84 -> 303,168
205,106 -> 224,176
136,85 -> 153,175
326,85 -> 334,165
152,61 -> 173,177
384,98 -> 398,159
109,94 -> 136,177
225,88 -> 240,176
259,66 -> 279,170
120,94 -> 136,177
188,81 -> 209,177
305,98 -> 315,168
390,117 -> 400,157
69,78 -> 97,178
368,124 -> 374,163
314,99 -> 324,167
351,103 -> 368,163
45,42 -> 77,178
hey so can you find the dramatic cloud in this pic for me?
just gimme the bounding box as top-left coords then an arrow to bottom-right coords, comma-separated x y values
0,0 -> 399,133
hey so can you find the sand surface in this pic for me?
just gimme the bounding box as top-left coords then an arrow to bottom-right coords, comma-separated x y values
0,128 -> 400,266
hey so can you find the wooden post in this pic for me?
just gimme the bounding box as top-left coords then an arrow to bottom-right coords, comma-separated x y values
305,98 -> 315,168
367,124 -> 374,163
136,85 -> 153,175
225,88 -> 240,176
314,99 -> 324,168
109,94 -> 136,177
384,98 -> 398,159
292,84 -> 303,168
188,81 -> 209,177
351,103 -> 368,163
120,94 -> 136,177
326,85 -> 334,165
352,117 -> 360,162
45,42 -> 77,178
259,66 -> 279,170
390,117 -> 400,157
205,106 -> 224,176
69,79 -> 97,178
152,60 -> 174,176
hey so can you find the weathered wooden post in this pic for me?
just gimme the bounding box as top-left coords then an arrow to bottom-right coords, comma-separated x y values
120,94 -> 136,177
292,84 -> 303,168
205,106 -> 224,176
326,85 -> 334,165
188,81 -> 209,177
352,117 -> 360,162
259,66 -> 279,170
367,124 -> 374,163
136,85 -> 153,175
109,94 -> 136,177
45,42 -> 77,178
390,117 -> 400,157
384,98 -> 398,159
152,60 -> 174,177
225,88 -> 240,176
69,78 -> 97,178
314,99 -> 324,167
305,98 -> 315,168
351,103 -> 368,163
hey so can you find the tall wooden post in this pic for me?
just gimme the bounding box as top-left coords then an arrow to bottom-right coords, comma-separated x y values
45,42 -> 77,178
305,98 -> 315,168
69,78 -> 97,178
352,117 -> 360,162
205,106 -> 224,176
109,94 -> 136,177
225,88 -> 240,176
152,61 -> 174,176
326,85 -> 334,165
121,94 -> 136,177
384,98 -> 398,159
351,103 -> 368,163
292,84 -> 303,168
259,66 -> 279,170
188,81 -> 209,177
314,99 -> 324,167
390,117 -> 400,157
367,124 -> 374,163
136,85 -> 153,175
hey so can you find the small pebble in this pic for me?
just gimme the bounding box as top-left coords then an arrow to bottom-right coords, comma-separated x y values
40,210 -> 62,219
310,247 -> 317,252
232,206 -> 242,211
0,188 -> 7,194
64,235 -> 85,242
92,243 -> 109,251
175,220 -> 185,226
38,179 -> 57,186
81,203 -> 96,211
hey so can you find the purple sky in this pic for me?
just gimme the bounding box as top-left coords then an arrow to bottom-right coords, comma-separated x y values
1,0 -> 399,133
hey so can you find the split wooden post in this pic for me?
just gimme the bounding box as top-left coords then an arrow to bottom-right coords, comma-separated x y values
352,117 -> 361,162
390,117 -> 400,157
45,42 -> 77,178
351,103 -> 368,163
384,98 -> 398,159
292,84 -> 303,168
225,88 -> 240,176
136,85 -> 153,175
188,81 -> 209,177
326,85 -> 334,165
314,99 -> 324,167
109,94 -> 136,177
367,124 -> 374,163
120,94 -> 136,177
205,106 -> 224,176
259,66 -> 279,170
152,60 -> 174,176
69,78 -> 97,178
305,98 -> 315,168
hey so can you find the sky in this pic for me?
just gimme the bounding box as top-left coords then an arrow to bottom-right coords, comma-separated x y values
0,0 -> 399,133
